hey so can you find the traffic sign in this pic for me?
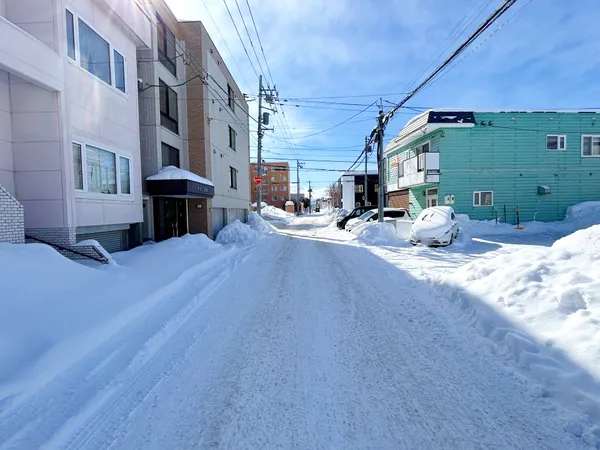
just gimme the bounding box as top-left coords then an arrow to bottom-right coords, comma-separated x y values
254,176 -> 263,185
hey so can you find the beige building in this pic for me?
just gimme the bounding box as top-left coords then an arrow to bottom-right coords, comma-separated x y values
250,162 -> 291,209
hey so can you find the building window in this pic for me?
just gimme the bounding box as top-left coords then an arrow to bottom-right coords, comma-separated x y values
281,186 -> 287,191
78,19 -> 111,85
114,50 -> 125,93
66,10 -> 76,60
229,166 -> 238,189
161,142 -> 180,168
73,143 -> 83,189
228,84 -> 235,112
473,191 -> 493,207
374,184 -> 379,193
355,184 -> 364,193
416,141 -> 430,154
582,135 -> 600,157
546,135 -> 566,151
262,179 -> 267,185
65,10 -> 126,93
157,14 -> 177,76
282,176 -> 287,181
398,160 -> 404,178
72,141 -> 131,195
262,189 -> 268,195
272,185 -> 277,191
159,80 -> 179,134
119,156 -> 131,194
228,126 -> 237,150
272,195 -> 277,201
271,176 -> 276,182
262,167 -> 268,175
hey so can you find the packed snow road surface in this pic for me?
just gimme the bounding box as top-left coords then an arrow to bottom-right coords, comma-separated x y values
1,224 -> 585,448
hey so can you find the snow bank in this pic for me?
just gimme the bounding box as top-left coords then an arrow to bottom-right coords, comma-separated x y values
442,225 -> 600,438
354,222 -> 406,247
261,205 -> 295,225
216,220 -> 260,246
457,201 -> 600,239
247,211 -> 277,235
0,235 -> 224,385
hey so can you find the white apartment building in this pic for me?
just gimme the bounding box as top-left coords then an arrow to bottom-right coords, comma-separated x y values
0,0 -> 152,252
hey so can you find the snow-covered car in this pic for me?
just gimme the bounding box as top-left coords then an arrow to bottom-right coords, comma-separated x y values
346,208 -> 410,232
409,206 -> 459,247
337,206 -> 376,229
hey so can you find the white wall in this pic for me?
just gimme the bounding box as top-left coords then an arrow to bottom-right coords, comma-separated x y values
66,0 -> 146,228
5,0 -> 56,50
0,69 -> 13,194
342,175 -> 355,210
207,52 -> 250,212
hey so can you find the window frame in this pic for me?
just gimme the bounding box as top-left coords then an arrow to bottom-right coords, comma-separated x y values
473,190 -> 493,207
156,14 -> 177,77
581,135 -> 600,158
159,79 -> 179,135
72,139 -> 133,198
161,142 -> 180,168
229,166 -> 238,190
546,134 -> 566,151
65,8 -> 127,96
415,140 -> 431,155
227,84 -> 235,112
398,158 -> 404,178
228,125 -> 237,151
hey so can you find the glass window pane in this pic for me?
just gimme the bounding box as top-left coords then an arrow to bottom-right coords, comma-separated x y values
86,146 -> 116,194
66,10 -> 75,60
583,137 -> 592,156
114,50 -> 125,93
559,136 -> 566,149
474,192 -> 480,205
159,81 -> 168,115
482,192 -> 492,206
78,19 -> 111,85
168,87 -> 178,121
119,157 -> 131,194
546,135 -> 558,150
73,143 -> 83,189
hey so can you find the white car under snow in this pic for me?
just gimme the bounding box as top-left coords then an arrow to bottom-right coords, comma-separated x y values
410,206 -> 459,247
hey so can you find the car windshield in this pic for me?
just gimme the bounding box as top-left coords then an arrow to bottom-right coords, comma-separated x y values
359,210 -> 375,220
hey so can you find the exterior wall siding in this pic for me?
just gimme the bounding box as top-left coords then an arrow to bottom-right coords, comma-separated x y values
408,184 -> 434,218
439,112 -> 600,223
0,183 -> 24,243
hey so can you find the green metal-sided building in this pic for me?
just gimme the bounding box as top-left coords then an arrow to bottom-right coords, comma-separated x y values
384,110 -> 600,224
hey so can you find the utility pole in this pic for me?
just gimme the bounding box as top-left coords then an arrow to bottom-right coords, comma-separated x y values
364,136 -> 369,207
308,181 -> 313,214
255,75 -> 277,216
377,107 -> 385,222
296,160 -> 305,215
256,75 -> 264,216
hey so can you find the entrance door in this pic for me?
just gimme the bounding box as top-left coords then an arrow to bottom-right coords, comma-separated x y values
426,188 -> 438,208
153,198 -> 188,242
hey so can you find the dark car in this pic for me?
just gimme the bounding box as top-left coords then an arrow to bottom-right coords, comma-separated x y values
337,206 -> 377,230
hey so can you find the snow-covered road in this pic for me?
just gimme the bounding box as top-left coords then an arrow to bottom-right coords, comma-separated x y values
1,219 -> 587,449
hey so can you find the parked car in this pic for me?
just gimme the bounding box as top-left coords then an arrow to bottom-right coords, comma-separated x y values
409,206 -> 459,247
346,208 -> 410,232
337,206 -> 377,230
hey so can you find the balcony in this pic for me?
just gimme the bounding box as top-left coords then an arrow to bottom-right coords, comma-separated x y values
398,153 -> 439,189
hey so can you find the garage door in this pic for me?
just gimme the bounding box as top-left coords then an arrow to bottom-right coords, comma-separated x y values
234,208 -> 247,223
77,230 -> 127,253
389,189 -> 409,210
212,208 -> 226,237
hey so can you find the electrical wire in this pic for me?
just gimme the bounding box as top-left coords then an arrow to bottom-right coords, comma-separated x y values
221,0 -> 260,80
232,0 -> 267,82
244,0 -> 276,88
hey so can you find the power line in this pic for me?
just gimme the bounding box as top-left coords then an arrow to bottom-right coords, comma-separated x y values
221,0 -> 260,80
244,0 -> 276,87
232,0 -> 267,81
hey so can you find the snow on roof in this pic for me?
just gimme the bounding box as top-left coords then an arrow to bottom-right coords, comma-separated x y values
285,201 -> 294,206
147,166 -> 214,187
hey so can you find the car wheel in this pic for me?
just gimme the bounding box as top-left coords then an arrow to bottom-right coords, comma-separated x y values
449,235 -> 454,245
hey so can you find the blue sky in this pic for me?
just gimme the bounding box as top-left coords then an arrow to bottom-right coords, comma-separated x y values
166,0 -> 600,198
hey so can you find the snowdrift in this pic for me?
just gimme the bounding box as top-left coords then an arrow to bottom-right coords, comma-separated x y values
0,234 -> 224,385
261,205 -> 295,225
247,211 -> 277,235
442,225 -> 600,440
217,214 -> 276,246
354,222 -> 406,247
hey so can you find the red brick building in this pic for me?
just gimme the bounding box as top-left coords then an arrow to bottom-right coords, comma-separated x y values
250,162 -> 291,209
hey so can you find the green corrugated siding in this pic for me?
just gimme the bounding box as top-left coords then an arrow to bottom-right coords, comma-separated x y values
408,184 -> 435,218
438,112 -> 600,223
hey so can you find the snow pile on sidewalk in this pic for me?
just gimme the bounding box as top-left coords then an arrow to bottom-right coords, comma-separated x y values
354,222 -> 406,247
247,211 -> 277,235
443,225 -> 600,438
261,205 -> 295,225
0,234 -> 226,385
216,220 -> 259,246
457,201 -> 600,238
